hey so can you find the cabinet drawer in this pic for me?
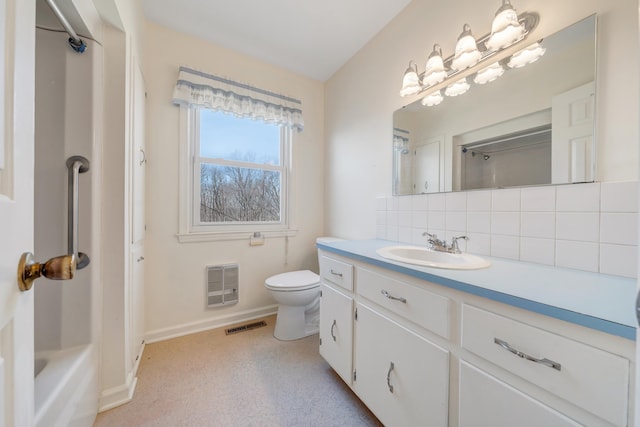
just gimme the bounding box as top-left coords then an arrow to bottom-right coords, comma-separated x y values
357,267 -> 450,339
462,304 -> 629,426
319,255 -> 353,292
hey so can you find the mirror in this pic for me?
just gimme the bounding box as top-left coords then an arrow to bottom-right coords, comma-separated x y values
393,15 -> 596,195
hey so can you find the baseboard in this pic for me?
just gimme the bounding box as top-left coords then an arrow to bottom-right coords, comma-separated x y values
144,305 -> 278,344
98,374 -> 137,412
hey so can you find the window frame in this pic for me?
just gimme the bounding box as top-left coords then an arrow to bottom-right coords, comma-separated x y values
178,106 -> 297,243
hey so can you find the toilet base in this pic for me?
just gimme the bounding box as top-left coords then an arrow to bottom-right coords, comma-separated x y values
273,303 -> 319,341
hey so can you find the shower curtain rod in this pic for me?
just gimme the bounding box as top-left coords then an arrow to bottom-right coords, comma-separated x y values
45,0 -> 87,53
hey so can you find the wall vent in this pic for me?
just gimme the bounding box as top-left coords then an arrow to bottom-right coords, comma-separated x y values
206,264 -> 239,308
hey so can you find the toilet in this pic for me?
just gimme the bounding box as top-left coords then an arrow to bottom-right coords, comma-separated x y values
264,270 -> 320,341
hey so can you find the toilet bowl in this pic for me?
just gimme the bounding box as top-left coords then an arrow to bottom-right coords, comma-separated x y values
265,270 -> 320,341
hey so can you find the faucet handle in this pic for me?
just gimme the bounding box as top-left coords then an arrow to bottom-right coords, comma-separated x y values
450,235 -> 469,253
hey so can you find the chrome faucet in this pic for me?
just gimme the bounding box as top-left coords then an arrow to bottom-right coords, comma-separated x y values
422,232 -> 469,254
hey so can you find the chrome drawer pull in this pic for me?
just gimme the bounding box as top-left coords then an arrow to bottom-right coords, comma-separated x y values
494,338 -> 561,371
330,269 -> 343,278
381,289 -> 407,304
386,361 -> 395,393
331,320 -> 337,341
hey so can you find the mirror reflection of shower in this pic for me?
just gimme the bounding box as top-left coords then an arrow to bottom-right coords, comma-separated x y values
461,125 -> 552,191
393,129 -> 412,195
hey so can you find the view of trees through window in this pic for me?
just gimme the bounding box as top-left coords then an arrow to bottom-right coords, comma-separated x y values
198,110 -> 284,224
200,164 -> 281,223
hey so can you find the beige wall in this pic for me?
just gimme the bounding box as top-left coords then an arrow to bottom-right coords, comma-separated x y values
325,0 -> 639,239
143,22 -> 325,338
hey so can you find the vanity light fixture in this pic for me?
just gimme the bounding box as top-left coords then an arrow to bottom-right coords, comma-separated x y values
399,1 -> 540,105
451,24 -> 482,71
421,90 -> 444,106
507,42 -> 546,68
486,0 -> 526,51
473,61 -> 505,84
445,78 -> 470,97
399,61 -> 421,97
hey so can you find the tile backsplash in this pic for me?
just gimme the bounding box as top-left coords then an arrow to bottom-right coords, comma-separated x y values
376,182 -> 638,279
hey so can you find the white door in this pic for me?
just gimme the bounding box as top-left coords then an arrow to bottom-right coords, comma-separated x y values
414,137 -> 442,194
0,0 -> 36,425
551,81 -> 595,183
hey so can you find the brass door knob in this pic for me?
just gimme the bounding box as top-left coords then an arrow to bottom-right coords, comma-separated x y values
17,252 -> 76,291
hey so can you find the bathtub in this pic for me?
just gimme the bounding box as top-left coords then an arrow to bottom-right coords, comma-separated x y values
34,345 -> 98,427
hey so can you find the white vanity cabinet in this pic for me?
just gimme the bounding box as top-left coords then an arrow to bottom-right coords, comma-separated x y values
318,255 -> 355,385
316,246 -> 634,426
354,302 -> 449,426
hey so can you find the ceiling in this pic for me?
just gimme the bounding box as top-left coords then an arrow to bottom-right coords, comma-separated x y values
142,0 -> 412,81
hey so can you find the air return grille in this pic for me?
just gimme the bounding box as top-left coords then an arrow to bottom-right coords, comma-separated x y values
206,264 -> 239,308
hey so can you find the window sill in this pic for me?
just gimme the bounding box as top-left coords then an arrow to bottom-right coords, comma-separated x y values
177,228 -> 298,243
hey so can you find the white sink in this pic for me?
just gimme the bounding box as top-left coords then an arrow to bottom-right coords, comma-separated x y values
376,245 -> 490,270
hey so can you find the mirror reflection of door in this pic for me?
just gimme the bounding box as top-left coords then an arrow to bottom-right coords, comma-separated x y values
414,136 -> 443,194
552,81 -> 595,183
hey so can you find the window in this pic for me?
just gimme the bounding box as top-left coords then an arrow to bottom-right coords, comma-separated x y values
172,67 -> 303,242
178,107 -> 294,241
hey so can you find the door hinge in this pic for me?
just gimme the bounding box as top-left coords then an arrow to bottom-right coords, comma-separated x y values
354,308 -> 358,321
353,370 -> 357,381
319,337 -> 322,346
320,290 -> 323,297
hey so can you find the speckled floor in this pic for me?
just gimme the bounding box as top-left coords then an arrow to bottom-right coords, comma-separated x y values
94,315 -> 382,427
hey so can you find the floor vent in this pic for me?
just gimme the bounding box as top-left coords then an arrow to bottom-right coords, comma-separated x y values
225,321 -> 267,335
206,264 -> 239,308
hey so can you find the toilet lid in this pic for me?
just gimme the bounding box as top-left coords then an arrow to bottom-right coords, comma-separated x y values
265,270 -> 319,291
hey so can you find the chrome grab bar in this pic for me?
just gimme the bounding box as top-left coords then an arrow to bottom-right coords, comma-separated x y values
67,156 -> 90,269
494,338 -> 561,371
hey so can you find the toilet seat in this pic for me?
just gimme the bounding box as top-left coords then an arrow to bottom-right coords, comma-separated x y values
265,270 -> 319,291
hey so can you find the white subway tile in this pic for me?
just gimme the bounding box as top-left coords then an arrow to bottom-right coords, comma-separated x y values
491,212 -> 520,236
556,212 -> 599,242
387,211 -> 399,227
376,211 -> 387,227
398,195 -> 412,211
446,211 -> 467,232
398,226 -> 413,243
521,186 -> 556,211
376,226 -> 386,239
386,226 -> 399,242
600,213 -> 638,245
412,211 -> 428,229
600,244 -> 638,278
428,193 -> 446,211
492,188 -> 521,212
555,240 -> 599,272
446,192 -> 467,211
520,237 -> 555,266
412,194 -> 429,211
398,211 -> 412,228
466,233 -> 491,256
387,196 -> 399,212
411,227 -> 428,245
376,196 -> 387,211
556,183 -> 600,212
467,212 -> 491,233
428,211 -> 446,230
521,212 -> 555,239
491,235 -> 520,260
467,190 -> 492,212
601,181 -> 638,213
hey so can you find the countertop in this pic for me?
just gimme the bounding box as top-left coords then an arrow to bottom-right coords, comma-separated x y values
316,239 -> 637,340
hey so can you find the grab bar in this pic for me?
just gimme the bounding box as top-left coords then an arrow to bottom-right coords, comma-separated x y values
67,156 -> 90,269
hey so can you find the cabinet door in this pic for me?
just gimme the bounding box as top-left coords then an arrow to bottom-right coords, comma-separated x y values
459,361 -> 582,427
131,59 -> 146,245
355,303 -> 449,426
130,245 -> 145,369
319,283 -> 353,385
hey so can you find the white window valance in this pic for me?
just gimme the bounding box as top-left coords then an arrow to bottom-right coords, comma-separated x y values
172,66 -> 304,132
